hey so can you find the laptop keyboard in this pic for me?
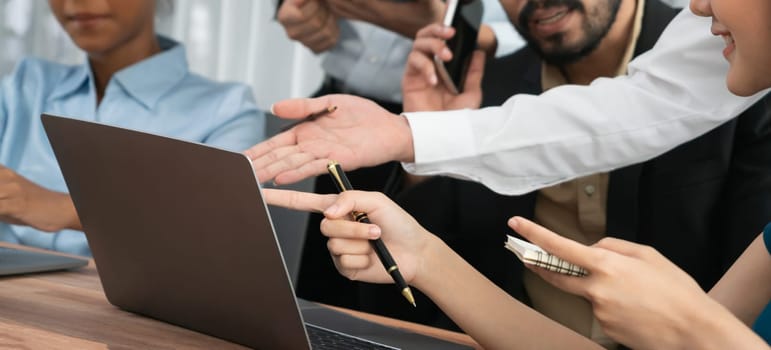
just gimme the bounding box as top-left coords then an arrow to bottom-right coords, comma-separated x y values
306,323 -> 399,350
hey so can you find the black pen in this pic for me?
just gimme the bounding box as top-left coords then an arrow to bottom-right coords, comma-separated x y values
279,105 -> 337,132
326,161 -> 417,307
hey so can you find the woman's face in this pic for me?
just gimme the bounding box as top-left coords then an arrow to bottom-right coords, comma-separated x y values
48,0 -> 155,57
691,0 -> 771,96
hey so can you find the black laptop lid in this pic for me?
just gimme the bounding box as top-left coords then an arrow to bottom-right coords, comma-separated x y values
42,114 -> 311,349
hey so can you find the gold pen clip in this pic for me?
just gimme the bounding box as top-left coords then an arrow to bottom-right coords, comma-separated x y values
327,161 -> 368,222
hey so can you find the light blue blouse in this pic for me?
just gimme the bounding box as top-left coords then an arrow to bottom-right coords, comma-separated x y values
0,37 -> 265,256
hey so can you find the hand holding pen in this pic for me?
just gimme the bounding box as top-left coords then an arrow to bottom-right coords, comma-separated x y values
326,161 -> 417,307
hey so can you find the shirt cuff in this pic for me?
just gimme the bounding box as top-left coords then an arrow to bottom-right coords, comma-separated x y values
401,109 -> 477,173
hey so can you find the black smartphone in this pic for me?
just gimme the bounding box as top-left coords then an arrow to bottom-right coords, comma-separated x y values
434,0 -> 484,95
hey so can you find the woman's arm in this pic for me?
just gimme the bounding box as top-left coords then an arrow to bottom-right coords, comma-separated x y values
325,0 -> 444,39
416,233 -> 601,349
0,165 -> 81,232
710,233 -> 771,326
263,188 -> 601,350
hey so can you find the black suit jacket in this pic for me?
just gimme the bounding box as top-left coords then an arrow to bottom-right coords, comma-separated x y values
360,0 -> 771,331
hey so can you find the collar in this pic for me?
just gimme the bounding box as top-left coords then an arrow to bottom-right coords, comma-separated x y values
112,36 -> 188,110
541,0 -> 646,90
48,36 -> 188,110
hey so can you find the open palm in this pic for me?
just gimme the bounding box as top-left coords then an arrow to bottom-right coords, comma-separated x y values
246,94 -> 413,185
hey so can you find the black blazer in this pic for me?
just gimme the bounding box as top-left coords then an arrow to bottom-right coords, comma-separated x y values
360,0 -> 771,330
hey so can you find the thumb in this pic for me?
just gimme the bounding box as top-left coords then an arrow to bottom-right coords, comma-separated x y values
270,95 -> 333,120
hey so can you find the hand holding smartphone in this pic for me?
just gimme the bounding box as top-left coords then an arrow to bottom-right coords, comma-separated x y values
434,0 -> 484,95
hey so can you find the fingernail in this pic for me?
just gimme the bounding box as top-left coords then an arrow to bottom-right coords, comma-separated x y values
269,104 -> 275,115
509,217 -> 520,229
442,47 -> 452,58
368,226 -> 381,238
429,74 -> 437,86
442,26 -> 451,35
324,204 -> 339,216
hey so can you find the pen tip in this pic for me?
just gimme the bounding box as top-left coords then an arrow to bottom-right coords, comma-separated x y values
402,287 -> 416,307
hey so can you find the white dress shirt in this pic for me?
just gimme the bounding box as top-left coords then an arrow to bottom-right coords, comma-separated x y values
321,0 -> 523,103
402,8 -> 769,195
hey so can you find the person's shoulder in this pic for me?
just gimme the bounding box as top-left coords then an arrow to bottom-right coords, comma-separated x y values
180,72 -> 256,103
1,57 -> 86,106
173,72 -> 260,121
174,72 -> 265,150
4,57 -> 76,88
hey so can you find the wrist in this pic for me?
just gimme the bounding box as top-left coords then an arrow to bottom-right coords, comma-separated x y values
684,296 -> 766,349
63,195 -> 83,231
387,1 -> 445,38
54,192 -> 82,232
411,233 -> 448,293
396,114 -> 416,163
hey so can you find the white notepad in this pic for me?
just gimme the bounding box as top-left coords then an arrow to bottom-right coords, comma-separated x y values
504,235 -> 588,277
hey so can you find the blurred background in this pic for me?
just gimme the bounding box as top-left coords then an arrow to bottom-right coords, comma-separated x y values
0,0 -> 690,111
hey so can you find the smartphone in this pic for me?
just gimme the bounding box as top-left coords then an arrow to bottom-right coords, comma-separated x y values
434,0 -> 484,95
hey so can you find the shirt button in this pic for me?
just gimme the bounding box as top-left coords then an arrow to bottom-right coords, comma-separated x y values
584,185 -> 596,196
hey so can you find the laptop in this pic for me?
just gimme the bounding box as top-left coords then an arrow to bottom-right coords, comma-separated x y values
41,114 -> 472,350
0,245 -> 87,276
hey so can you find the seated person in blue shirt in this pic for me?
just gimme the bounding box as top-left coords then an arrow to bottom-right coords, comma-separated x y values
0,0 -> 265,256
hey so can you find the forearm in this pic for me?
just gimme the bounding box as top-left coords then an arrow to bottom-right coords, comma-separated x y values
709,235 -> 771,326
413,235 -> 601,350
369,1 -> 443,38
402,10 -> 767,195
686,296 -> 769,350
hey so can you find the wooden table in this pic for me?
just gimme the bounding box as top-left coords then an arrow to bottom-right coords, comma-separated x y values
0,243 -> 479,349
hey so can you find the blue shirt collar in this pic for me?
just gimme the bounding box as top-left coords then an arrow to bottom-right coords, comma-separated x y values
49,36 -> 189,110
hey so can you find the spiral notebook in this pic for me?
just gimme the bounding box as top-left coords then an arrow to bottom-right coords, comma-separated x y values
504,235 -> 588,277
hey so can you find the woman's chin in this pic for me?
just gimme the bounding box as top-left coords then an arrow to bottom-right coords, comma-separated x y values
726,72 -> 767,97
